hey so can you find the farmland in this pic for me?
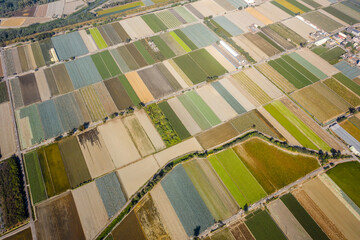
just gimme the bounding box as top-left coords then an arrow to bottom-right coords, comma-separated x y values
245,209 -> 287,240
234,137 -> 319,194
280,193 -> 329,240
326,161 -> 360,207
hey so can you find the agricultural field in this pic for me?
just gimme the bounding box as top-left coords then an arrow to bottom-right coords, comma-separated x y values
301,177 -> 360,239
245,209 -> 286,240
291,82 -> 351,124
323,78 -> 360,107
334,61 -> 360,80
161,165 -> 214,237
97,1 -> 144,16
303,11 -> 343,32
35,192 -> 85,240
51,31 -> 89,61
91,50 -> 121,80
208,148 -> 267,208
265,100 -> 330,150
268,199 -> 312,239
244,32 -> 282,57
323,5 -> 359,25
196,122 -> 239,149
0,102 -> 16,158
312,46 -> 346,64
234,137 -> 319,194
326,161 -> 360,207
95,172 -> 127,218
112,211 -> 146,240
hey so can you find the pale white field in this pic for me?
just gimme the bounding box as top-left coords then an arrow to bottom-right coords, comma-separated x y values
245,68 -> 283,99
154,137 -> 203,167
225,11 -> 265,32
282,18 -> 315,41
196,84 -> 237,122
120,16 -> 154,39
167,97 -> 201,135
191,0 -> 226,18
232,35 -> 268,62
93,82 -> 118,115
134,109 -> 166,151
151,185 -> 188,240
72,181 -> 108,240
268,199 -> 312,240
98,118 -> 140,168
163,60 -> 189,89
117,155 -> 159,197
79,29 -> 98,52
77,129 -> 115,178
220,78 -> 256,111
255,1 -> 291,22
35,69 -> 51,101
0,102 -> 16,158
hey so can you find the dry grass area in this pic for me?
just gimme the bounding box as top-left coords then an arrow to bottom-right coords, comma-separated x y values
0,18 -> 26,26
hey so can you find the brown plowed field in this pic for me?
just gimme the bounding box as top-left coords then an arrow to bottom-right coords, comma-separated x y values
229,221 -> 255,240
18,73 -> 41,106
244,33 -> 281,57
112,211 -> 146,240
35,192 -> 85,240
52,64 -> 74,94
104,77 -> 133,110
196,122 -> 239,149
126,43 -> 148,68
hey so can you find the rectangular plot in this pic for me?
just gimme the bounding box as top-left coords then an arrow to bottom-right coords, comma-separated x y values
156,10 -> 182,29
66,56 -> 102,89
52,32 -> 89,60
77,128 -> 115,178
161,165 -> 214,237
282,55 -> 319,82
18,73 -> 41,106
38,100 -> 64,139
333,72 -> 360,96
334,61 -> 360,80
323,6 -> 358,25
31,42 -> 45,67
96,172 -> 127,218
91,53 -> 111,80
173,54 -> 208,84
160,32 -> 186,56
157,62 -> 182,91
174,29 -> 198,51
186,91 -> 221,126
44,68 -> 59,97
39,39 -> 54,64
10,78 -> 24,109
17,105 -> 44,148
137,65 -> 174,99
196,122 -> 239,149
169,8 -> 186,24
104,77 -> 133,110
54,93 -> 83,132
150,35 -> 176,59
89,28 -> 108,50
103,24 -> 122,45
324,78 -> 360,107
80,86 -> 107,121
244,32 -> 281,57
133,41 -> 156,65
111,22 -> 130,41
93,82 -> 118,114
214,16 -> 244,36
178,94 -> 212,130
158,101 -> 191,139
17,46 -> 29,72
110,48 -> 130,73
126,43 -> 148,68
280,193 -> 329,240
73,91 -> 91,123
24,151 -> 47,203
189,49 -> 227,77
123,115 -> 155,157
51,64 -> 74,94
212,81 -> 246,115
289,52 -> 328,79
117,46 -> 139,71
38,144 -> 70,196
112,211 -> 146,240
142,14 -> 168,33
183,159 -> 237,221
59,137 -> 91,188
303,11 -> 343,32
181,23 -> 219,48
174,6 -> 197,23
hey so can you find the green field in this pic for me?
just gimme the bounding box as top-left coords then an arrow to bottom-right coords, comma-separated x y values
158,101 -> 190,140
234,137 -> 319,194
173,54 -> 208,84
324,78 -> 360,106
173,29 -> 198,51
142,14 -> 167,33
268,23 -> 306,45
286,0 -> 311,12
0,81 -> 9,104
268,59 -> 311,89
272,101 -> 330,150
258,32 -> 284,52
186,91 -> 221,126
145,103 -> 181,147
265,103 -> 318,150
280,193 -> 329,240
24,151 -> 47,203
282,55 -> 319,83
183,160 -> 235,220
150,36 -> 175,59
271,1 -> 296,16
178,94 -> 212,130
312,46 -> 345,64
89,28 -> 108,49
100,50 -> 121,76
245,209 -> 287,240
133,41 -> 156,65
118,75 -> 140,105
327,161 -> 360,207
170,31 -> 191,52
189,49 -> 227,77
208,149 -> 267,208
37,144 -> 70,197
91,53 -> 111,80
323,6 -> 358,25
97,1 -> 144,16
333,72 -> 360,96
